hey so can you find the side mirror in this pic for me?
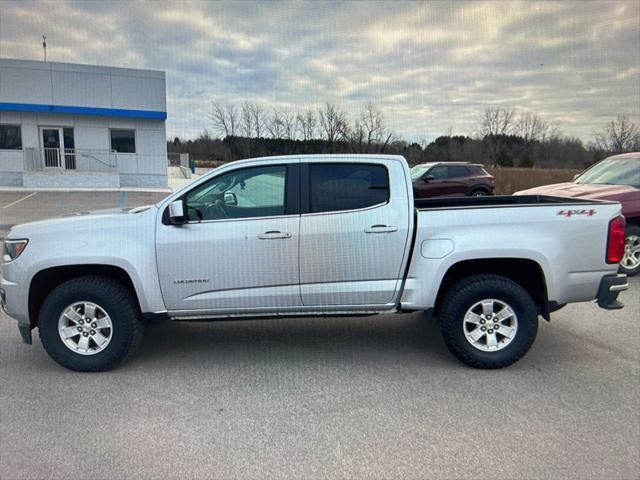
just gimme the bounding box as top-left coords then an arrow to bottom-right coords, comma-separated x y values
169,199 -> 186,225
424,175 -> 435,183
572,174 -> 580,181
224,192 -> 238,206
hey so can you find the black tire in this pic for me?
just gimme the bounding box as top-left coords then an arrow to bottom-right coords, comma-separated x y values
439,274 -> 538,369
619,225 -> 640,277
38,276 -> 143,372
470,188 -> 489,197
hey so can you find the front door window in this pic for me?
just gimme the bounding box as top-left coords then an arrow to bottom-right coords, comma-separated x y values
41,127 -> 75,169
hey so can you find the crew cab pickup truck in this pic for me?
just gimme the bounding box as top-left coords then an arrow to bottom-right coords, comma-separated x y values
1,155 -> 629,371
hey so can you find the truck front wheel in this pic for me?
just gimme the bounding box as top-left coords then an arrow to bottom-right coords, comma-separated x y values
439,274 -> 538,369
38,276 -> 143,372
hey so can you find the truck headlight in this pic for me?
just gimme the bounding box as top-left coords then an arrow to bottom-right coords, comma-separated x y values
3,239 -> 28,263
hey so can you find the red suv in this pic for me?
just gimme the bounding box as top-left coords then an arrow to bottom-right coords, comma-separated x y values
411,162 -> 495,198
515,152 -> 640,276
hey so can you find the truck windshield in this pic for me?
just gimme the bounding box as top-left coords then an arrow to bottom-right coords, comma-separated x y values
574,157 -> 640,188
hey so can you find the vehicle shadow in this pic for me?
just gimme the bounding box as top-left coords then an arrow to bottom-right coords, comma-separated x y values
133,312 -> 455,369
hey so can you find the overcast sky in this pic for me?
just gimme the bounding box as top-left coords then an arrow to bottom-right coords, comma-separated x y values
1,0 -> 639,143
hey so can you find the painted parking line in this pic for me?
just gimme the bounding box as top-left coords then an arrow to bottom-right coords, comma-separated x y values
2,192 -> 37,209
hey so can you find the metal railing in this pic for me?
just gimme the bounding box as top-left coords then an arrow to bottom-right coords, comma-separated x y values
25,148 -> 118,172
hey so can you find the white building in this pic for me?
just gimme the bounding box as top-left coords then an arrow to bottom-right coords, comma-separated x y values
0,58 -> 168,188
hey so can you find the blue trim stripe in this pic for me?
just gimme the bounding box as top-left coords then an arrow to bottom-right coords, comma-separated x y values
0,102 -> 167,120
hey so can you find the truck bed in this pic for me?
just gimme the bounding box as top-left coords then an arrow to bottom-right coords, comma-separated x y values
414,194 -> 611,210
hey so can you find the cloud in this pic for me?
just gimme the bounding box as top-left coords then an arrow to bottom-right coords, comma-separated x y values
0,0 -> 638,142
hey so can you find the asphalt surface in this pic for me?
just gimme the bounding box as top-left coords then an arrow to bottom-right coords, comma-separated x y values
1,191 -> 639,479
0,191 -> 168,239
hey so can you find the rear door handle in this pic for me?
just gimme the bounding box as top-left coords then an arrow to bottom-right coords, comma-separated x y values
364,225 -> 398,233
258,231 -> 292,240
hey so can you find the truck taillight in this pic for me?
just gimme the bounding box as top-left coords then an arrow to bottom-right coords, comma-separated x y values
607,215 -> 626,264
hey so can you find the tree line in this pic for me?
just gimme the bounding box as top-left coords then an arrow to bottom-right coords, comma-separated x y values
168,102 -> 640,169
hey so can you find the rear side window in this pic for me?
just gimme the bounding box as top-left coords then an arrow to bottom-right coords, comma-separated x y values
469,165 -> 488,175
448,165 -> 470,177
310,163 -> 389,213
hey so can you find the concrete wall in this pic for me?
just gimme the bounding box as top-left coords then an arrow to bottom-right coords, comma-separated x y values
0,58 -> 166,112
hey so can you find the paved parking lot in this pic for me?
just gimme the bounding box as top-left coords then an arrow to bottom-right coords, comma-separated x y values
0,191 -> 169,239
1,191 -> 639,479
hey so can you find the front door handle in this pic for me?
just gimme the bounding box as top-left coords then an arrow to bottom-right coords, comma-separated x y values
364,225 -> 398,233
258,231 -> 292,240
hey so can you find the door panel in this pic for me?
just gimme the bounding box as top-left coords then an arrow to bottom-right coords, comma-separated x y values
300,161 -> 411,306
156,216 -> 300,311
156,162 -> 302,313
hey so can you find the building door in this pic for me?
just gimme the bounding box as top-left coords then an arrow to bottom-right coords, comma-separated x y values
41,127 -> 75,169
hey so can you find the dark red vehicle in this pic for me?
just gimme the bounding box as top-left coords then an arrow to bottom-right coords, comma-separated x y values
515,152 -> 640,276
411,162 -> 494,198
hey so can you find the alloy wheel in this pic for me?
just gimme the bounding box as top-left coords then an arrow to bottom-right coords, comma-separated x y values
463,298 -> 518,352
58,301 -> 113,355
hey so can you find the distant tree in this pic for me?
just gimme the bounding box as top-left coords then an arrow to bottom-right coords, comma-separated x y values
516,111 -> 549,144
520,150 -> 534,168
297,108 -> 317,141
241,102 -> 254,138
594,115 -> 640,154
496,148 -> 514,167
318,103 -> 349,147
250,103 -> 266,138
209,102 -> 238,137
281,110 -> 296,140
478,106 -> 515,164
266,109 -> 285,139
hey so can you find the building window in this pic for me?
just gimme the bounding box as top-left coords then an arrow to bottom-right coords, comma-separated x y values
0,124 -> 22,150
110,129 -> 136,153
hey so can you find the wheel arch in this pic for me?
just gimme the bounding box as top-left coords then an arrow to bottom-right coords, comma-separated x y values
468,185 -> 490,195
625,216 -> 640,228
433,258 -> 551,320
28,265 -> 141,328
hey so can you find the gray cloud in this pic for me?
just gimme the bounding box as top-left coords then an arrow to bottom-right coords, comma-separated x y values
0,0 -> 638,142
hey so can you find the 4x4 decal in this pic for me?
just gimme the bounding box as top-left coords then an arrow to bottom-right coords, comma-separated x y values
557,209 -> 596,217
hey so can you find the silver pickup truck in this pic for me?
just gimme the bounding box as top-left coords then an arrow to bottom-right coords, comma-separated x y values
1,155 -> 629,371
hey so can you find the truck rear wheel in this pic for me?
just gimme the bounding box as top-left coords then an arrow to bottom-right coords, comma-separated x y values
620,225 -> 640,277
38,276 -> 143,372
439,274 -> 538,369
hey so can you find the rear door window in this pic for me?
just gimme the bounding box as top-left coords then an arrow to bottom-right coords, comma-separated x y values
310,163 -> 389,213
448,165 -> 470,178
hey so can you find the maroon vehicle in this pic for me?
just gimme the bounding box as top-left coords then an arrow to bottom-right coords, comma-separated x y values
515,152 -> 640,276
411,162 -> 494,198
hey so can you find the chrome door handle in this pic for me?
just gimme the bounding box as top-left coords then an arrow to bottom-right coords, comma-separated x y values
364,225 -> 398,233
258,231 -> 292,240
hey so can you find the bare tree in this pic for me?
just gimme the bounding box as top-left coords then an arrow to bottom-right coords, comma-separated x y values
281,110 -> 296,140
297,108 -> 317,141
349,120 -> 366,153
594,115 -> 640,154
241,102 -> 254,138
478,106 -> 516,164
516,111 -> 549,145
250,103 -> 266,138
361,101 -> 384,152
318,103 -> 349,147
266,108 -> 285,139
208,102 -> 238,137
